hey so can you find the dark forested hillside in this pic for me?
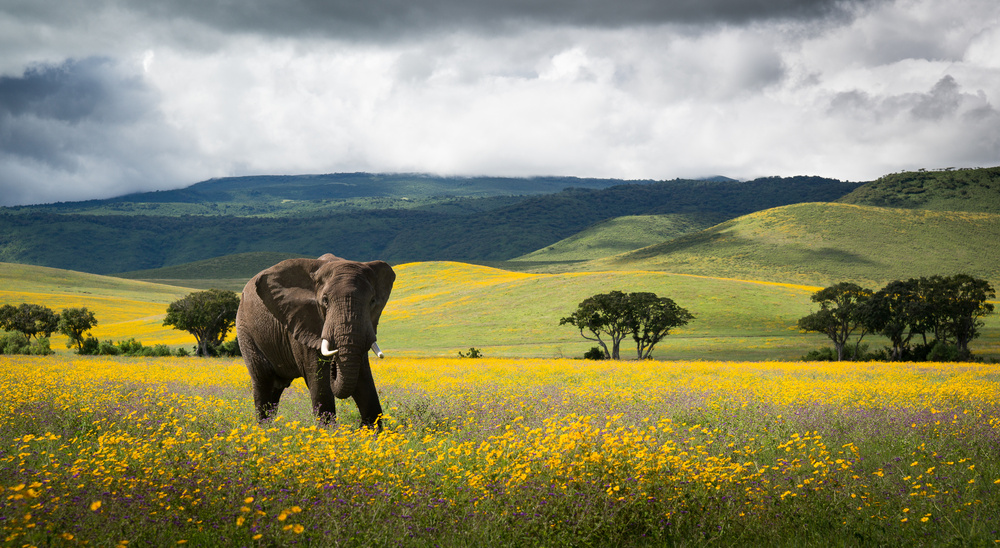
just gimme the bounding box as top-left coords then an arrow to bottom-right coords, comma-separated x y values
0,175 -> 858,274
9,173 -> 632,217
838,166 -> 1000,213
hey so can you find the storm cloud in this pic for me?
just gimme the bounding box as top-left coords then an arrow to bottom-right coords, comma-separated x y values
1,0 -> 998,205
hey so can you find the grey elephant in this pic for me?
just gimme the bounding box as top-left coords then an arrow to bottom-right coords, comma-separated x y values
236,254 -> 395,427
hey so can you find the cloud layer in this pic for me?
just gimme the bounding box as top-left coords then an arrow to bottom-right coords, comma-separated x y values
1,0 -> 998,205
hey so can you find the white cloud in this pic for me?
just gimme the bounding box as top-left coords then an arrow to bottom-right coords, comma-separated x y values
1,0 -> 999,204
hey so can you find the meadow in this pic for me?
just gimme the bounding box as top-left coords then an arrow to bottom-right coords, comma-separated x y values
2,355 -> 999,546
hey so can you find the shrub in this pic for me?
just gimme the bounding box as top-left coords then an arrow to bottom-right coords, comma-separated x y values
175,347 -> 190,357
80,336 -> 101,355
0,332 -> 52,355
97,340 -> 120,356
0,332 -> 31,354
150,344 -> 173,357
927,341 -> 961,362
117,338 -> 146,356
216,339 -> 242,357
27,337 -> 54,356
458,347 -> 483,358
583,347 -> 605,360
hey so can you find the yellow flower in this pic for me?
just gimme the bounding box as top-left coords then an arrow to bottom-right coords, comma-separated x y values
90,501 -> 102,511
236,516 -> 245,526
292,524 -> 305,534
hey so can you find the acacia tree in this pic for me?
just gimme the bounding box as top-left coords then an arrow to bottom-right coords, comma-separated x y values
627,292 -> 694,359
560,291 -> 632,360
163,289 -> 240,357
921,274 -> 995,359
561,291 -> 693,360
58,307 -> 98,352
864,279 -> 926,360
798,282 -> 873,361
0,303 -> 60,340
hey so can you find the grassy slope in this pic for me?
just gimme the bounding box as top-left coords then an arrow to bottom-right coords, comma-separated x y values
116,251 -> 309,290
513,213 -> 725,262
0,262 -> 195,347
838,166 -> 1000,213
5,260 -> 997,361
579,203 -> 1000,288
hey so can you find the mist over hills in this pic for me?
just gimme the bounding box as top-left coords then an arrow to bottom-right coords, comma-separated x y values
0,173 -> 858,275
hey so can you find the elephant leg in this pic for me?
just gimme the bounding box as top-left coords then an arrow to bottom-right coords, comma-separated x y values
241,333 -> 286,422
352,357 -> 384,431
301,353 -> 337,426
253,380 -> 286,423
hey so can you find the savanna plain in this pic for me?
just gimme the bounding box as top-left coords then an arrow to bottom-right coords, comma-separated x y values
2,260 -> 1000,546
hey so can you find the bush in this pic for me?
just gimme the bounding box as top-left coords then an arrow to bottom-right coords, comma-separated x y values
926,341 -> 961,362
802,343 -> 879,362
175,347 -> 190,357
0,332 -> 30,354
458,347 -> 483,358
28,337 -> 54,356
80,336 -> 100,355
216,339 -> 242,357
150,344 -> 173,357
97,340 -> 120,356
0,332 -> 53,355
117,338 -> 146,356
583,347 -> 605,360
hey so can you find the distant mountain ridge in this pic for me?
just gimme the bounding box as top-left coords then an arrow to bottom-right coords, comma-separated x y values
0,174 -> 858,274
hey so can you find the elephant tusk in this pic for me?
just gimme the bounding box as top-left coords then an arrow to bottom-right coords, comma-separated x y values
321,339 -> 339,357
371,341 -> 384,359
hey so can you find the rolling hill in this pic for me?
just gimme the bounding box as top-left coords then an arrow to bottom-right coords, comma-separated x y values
512,213 -> 728,263
0,175 -> 857,274
580,203 -> 1000,287
838,166 -> 1000,213
3,260 -> 997,360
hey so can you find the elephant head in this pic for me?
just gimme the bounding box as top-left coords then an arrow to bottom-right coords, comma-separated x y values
255,256 -> 395,399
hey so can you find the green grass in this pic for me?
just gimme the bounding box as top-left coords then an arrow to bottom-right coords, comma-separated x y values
513,213 -> 725,262
580,203 -> 1000,288
116,251 -> 308,282
839,166 -> 1000,213
5,260 -> 999,361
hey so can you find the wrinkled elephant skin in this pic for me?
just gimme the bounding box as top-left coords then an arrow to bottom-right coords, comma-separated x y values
236,254 -> 395,428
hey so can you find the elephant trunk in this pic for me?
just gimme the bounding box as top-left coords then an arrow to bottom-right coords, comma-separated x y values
323,310 -> 375,399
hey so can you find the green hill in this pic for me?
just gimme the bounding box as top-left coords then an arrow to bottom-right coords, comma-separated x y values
838,166 -> 1000,213
0,175 -> 856,274
8,173 -> 628,217
116,251 -> 309,290
4,260 -> 997,360
584,203 -> 1000,287
514,213 -> 727,262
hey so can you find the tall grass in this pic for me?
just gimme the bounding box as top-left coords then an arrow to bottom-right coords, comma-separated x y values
2,356 -> 999,546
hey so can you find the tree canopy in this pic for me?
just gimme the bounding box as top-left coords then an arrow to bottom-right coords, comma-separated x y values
561,291 -> 693,360
800,275 -> 995,361
163,289 -> 241,357
0,303 -> 60,341
58,307 -> 98,352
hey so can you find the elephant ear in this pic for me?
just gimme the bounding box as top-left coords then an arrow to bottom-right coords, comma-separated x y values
364,260 -> 396,330
256,258 -> 325,349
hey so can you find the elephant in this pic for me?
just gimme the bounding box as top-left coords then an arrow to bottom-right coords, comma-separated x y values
235,254 -> 395,428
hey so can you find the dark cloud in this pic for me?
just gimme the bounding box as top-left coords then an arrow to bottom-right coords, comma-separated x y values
83,0 -> 877,41
829,75 -> 997,123
0,57 -> 196,206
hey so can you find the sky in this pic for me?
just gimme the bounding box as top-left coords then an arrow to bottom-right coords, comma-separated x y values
1,0 -> 998,206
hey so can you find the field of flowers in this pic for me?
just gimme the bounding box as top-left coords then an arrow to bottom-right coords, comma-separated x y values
2,355 -> 999,546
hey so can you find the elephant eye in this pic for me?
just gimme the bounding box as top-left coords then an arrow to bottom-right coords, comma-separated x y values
321,296 -> 329,308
